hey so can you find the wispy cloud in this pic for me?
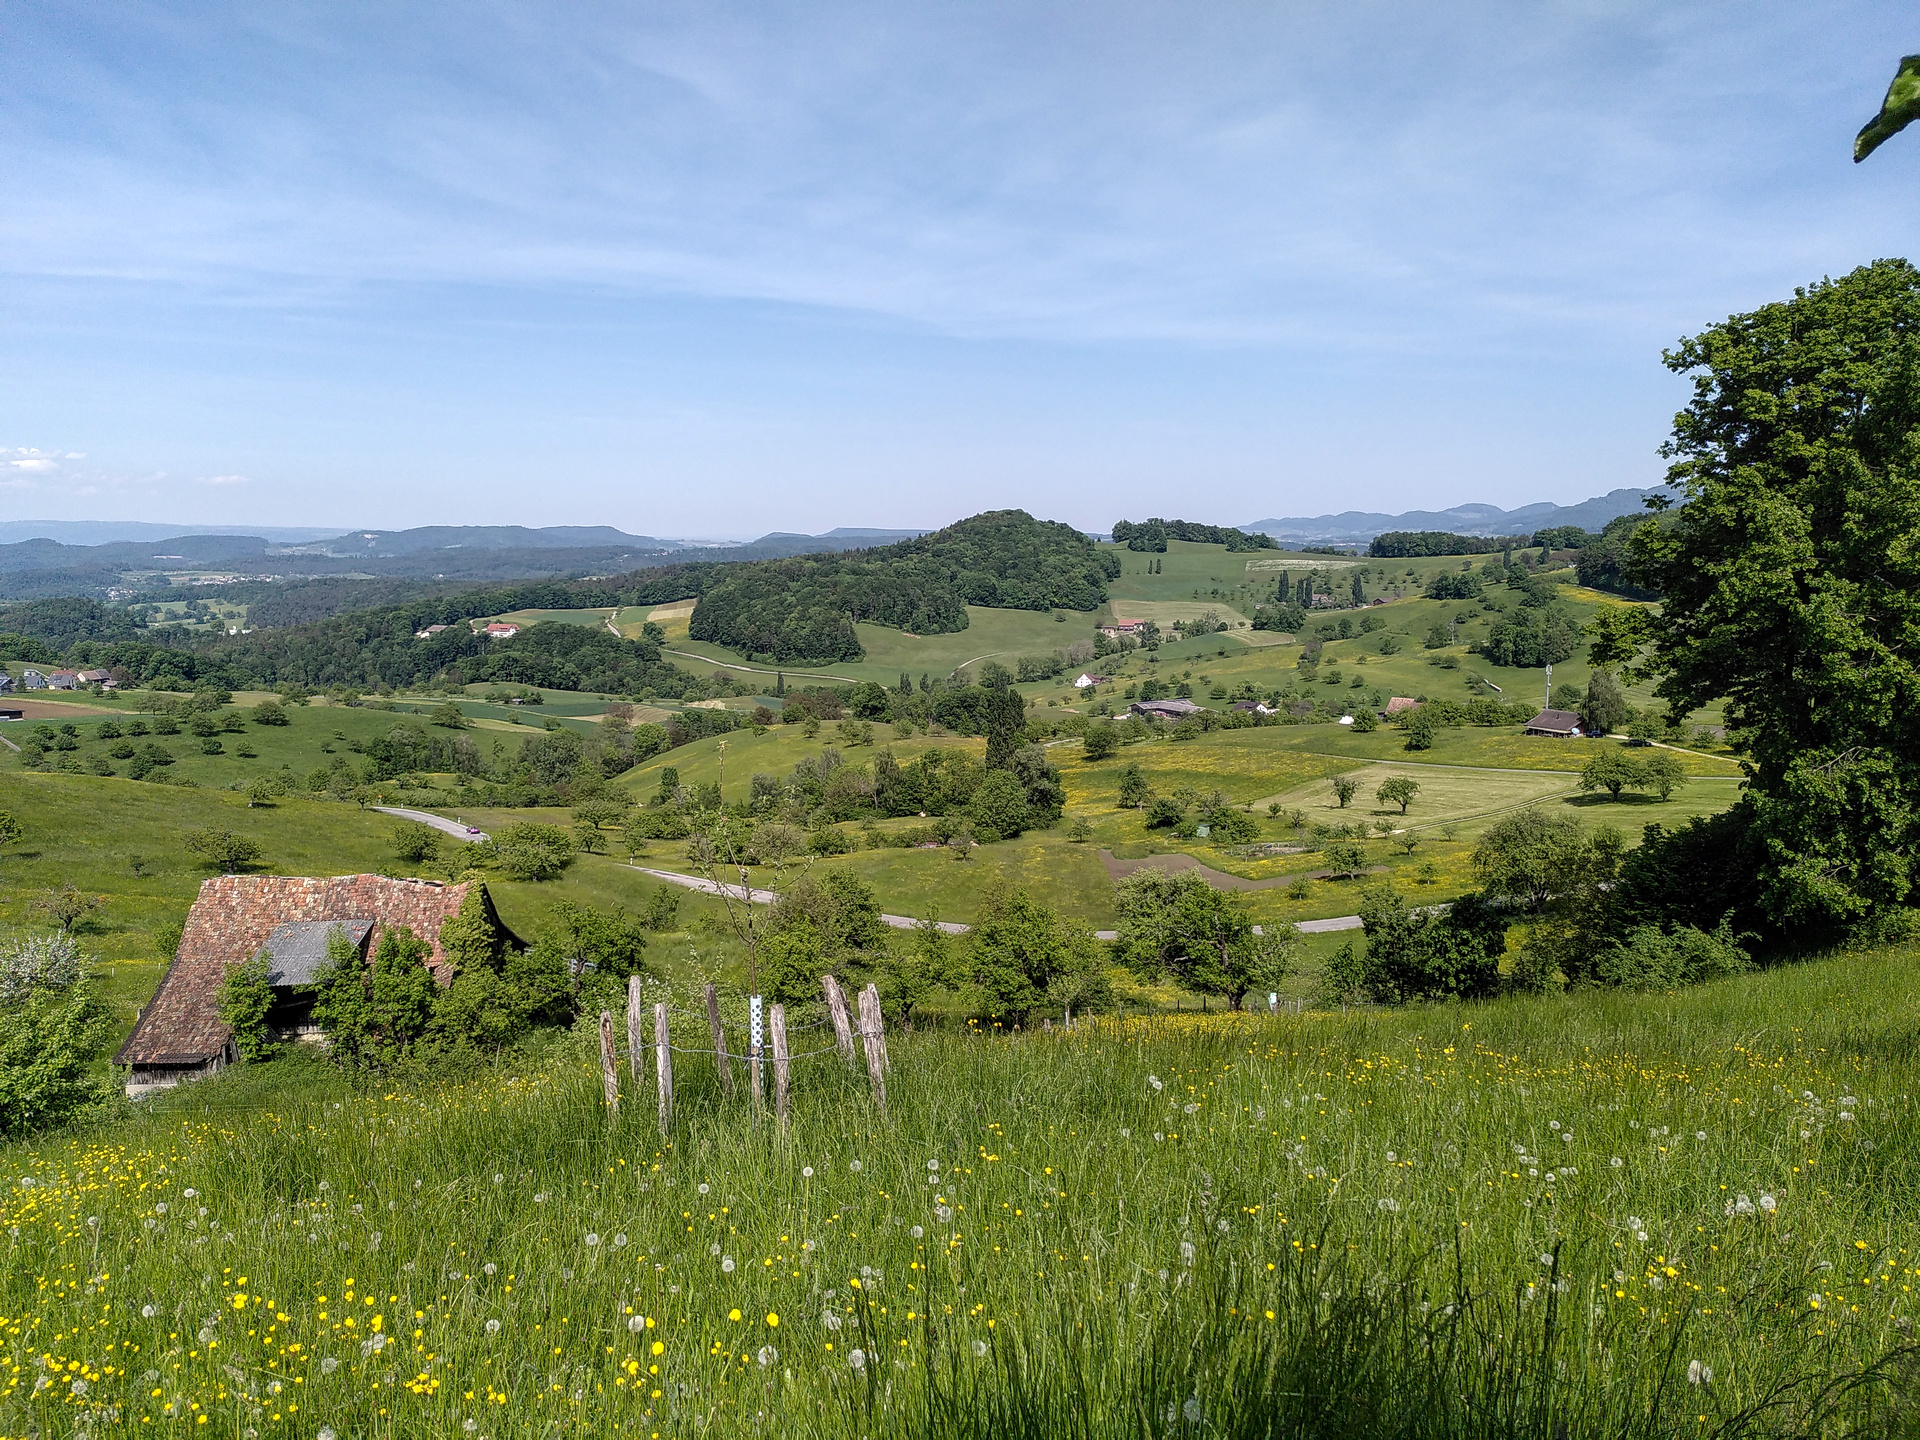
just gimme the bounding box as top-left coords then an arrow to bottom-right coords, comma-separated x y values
196,473 -> 251,486
4,4 -> 1910,347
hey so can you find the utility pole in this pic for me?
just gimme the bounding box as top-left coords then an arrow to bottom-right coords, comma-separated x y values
1545,663 -> 1552,711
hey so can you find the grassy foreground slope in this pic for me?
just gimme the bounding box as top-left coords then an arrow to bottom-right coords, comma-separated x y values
6,948 -> 1919,1438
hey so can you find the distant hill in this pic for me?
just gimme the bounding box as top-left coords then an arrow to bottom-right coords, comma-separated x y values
635,510 -> 1115,664
1240,488 -> 1661,546
0,520 -> 342,546
0,523 -> 929,603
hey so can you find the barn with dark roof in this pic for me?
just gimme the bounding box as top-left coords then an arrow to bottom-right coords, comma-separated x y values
115,873 -> 516,1097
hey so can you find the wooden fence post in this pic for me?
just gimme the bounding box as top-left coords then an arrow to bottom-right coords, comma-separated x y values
862,983 -> 890,1072
599,1011 -> 619,1118
653,1002 -> 673,1134
626,977 -> 644,1081
857,984 -> 887,1113
770,1002 -> 791,1131
704,983 -> 734,1097
823,974 -> 856,1060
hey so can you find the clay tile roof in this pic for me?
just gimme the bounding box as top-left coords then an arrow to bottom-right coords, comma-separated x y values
115,874 -> 493,1068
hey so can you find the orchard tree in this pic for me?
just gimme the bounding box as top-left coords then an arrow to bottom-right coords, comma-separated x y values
1331,776 -> 1360,808
1579,749 -> 1645,801
1376,777 -> 1421,814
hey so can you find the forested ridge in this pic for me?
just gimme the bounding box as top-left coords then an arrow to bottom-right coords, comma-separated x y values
687,509 -> 1118,662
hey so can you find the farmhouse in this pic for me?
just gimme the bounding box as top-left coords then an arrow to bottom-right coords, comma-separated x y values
19,670 -> 45,690
483,622 -> 521,639
115,873 -> 519,1097
1130,697 -> 1204,721
76,668 -> 114,686
1382,696 -> 1419,717
1525,708 -> 1584,738
1098,617 -> 1149,639
414,623 -> 451,638
1072,673 -> 1110,689
47,670 -> 78,690
0,671 -> 11,692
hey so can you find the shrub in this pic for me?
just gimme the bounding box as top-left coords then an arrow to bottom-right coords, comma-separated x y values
1353,886 -> 1509,1003
969,770 -> 1031,841
1144,795 -> 1186,829
0,931 -> 86,1004
491,822 -> 577,881
1592,923 -> 1751,989
184,828 -> 265,872
217,951 -> 278,1061
392,822 -> 443,866
252,698 -> 290,726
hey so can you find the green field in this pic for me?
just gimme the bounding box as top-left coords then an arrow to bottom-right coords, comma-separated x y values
8,946 -> 1920,1438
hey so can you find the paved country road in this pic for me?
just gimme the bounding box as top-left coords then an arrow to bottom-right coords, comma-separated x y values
375,807 -> 490,842
629,863 -> 1360,938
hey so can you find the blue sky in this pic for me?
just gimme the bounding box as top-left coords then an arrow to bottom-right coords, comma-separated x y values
3,2 -> 1916,538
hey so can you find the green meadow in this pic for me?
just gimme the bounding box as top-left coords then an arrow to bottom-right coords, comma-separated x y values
8,946 -> 1920,1438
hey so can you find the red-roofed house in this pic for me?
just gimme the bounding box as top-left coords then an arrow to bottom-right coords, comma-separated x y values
114,874 -> 519,1097
483,622 -> 521,639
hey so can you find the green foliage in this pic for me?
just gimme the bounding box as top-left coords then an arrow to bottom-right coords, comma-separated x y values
545,899 -> 651,982
1116,762 -> 1151,809
1376,776 -> 1420,813
689,510 -> 1116,662
968,770 -> 1031,842
0,809 -> 21,852
1113,870 -> 1294,1009
1642,749 -> 1687,801
1110,518 -> 1275,551
964,889 -> 1100,1023
1579,749 -> 1645,800
0,977 -> 108,1140
251,698 -> 290,726
217,950 -> 278,1061
1081,723 -> 1119,761
1855,55 -> 1920,161
1143,794 -> 1185,829
1597,260 -> 1920,927
768,870 -> 888,960
184,828 -> 265,872
1472,809 -> 1620,915
1424,571 -> 1482,601
761,921 -> 829,1006
1331,776 -> 1359,807
489,821 -> 577,881
312,926 -> 439,1070
391,821 -> 442,866
428,702 -> 470,729
1369,531 -> 1515,558
1581,669 -> 1634,736
1321,843 -> 1367,878
1592,923 -> 1751,989
1403,708 -> 1440,750
1351,885 -> 1508,1003
1350,708 -> 1378,733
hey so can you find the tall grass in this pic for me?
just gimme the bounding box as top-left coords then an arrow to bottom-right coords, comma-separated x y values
8,947 -> 1920,1438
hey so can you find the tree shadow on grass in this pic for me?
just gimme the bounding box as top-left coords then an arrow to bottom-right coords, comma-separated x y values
1562,792 -> 1664,808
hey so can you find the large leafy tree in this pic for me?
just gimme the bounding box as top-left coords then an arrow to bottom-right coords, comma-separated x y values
1594,260 -> 1920,926
1113,871 -> 1295,1010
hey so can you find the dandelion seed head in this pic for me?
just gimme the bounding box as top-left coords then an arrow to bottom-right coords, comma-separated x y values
584,1233 -> 600,1247
849,1160 -> 862,1173
698,1183 -> 710,1196
911,1225 -> 924,1239
801,1167 -> 814,1178
927,1159 -> 940,1171
1758,1193 -> 1778,1213
1611,1157 -> 1623,1168
757,1344 -> 778,1366
722,1256 -> 736,1274
628,1316 -> 646,1333
849,1348 -> 867,1371
971,1340 -> 988,1357
1687,1360 -> 1712,1385
483,1262 -> 496,1275
320,1357 -> 339,1375
485,1319 -> 501,1335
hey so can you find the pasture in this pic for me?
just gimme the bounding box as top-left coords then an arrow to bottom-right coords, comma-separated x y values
7,947 -> 1919,1438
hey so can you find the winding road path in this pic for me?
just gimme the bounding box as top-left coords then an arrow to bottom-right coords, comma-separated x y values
374,807 -> 490,842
